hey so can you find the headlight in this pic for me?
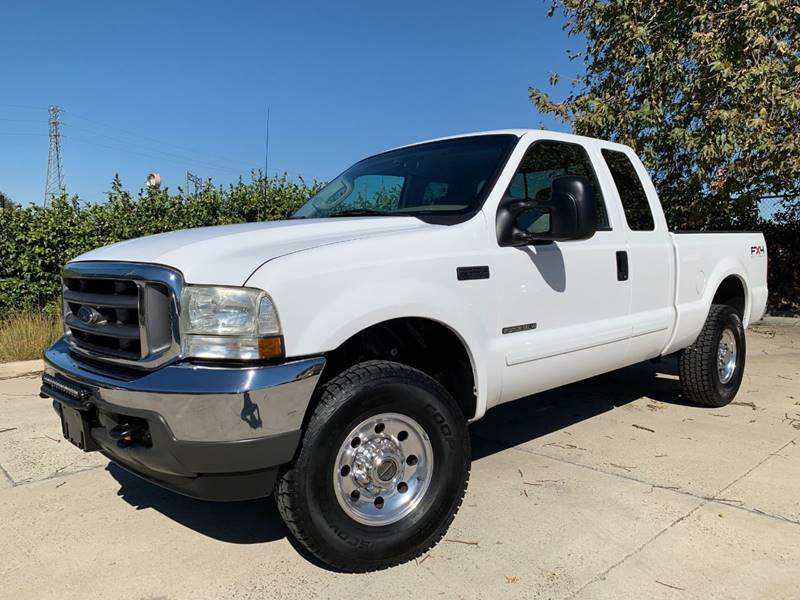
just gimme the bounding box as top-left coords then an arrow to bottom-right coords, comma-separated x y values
181,286 -> 284,360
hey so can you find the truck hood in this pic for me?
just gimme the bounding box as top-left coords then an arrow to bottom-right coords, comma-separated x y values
71,217 -> 430,285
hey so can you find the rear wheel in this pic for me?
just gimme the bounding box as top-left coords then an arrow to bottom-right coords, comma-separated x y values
679,304 -> 746,407
274,360 -> 471,572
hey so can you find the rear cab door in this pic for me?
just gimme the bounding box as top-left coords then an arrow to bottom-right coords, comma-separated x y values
595,144 -> 676,361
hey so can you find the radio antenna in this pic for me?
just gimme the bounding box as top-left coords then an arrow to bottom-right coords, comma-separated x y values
264,105 -> 270,201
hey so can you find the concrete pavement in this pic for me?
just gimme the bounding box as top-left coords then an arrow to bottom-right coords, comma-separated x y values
0,318 -> 798,599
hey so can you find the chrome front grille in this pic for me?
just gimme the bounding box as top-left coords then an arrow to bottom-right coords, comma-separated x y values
63,277 -> 143,359
62,262 -> 184,369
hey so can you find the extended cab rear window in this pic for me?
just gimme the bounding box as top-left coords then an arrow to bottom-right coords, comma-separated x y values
601,149 -> 655,231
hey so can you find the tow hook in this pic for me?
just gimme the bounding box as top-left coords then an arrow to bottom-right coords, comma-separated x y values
109,422 -> 150,447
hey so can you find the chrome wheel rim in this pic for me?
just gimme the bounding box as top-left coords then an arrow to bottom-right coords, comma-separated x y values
333,412 -> 433,526
717,328 -> 738,384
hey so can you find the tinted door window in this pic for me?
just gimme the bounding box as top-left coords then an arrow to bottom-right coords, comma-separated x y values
508,140 -> 610,230
601,149 -> 655,231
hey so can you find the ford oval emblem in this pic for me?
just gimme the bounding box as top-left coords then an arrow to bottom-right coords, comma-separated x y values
77,305 -> 103,325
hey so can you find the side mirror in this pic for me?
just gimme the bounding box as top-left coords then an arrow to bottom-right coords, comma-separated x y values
496,175 -> 597,246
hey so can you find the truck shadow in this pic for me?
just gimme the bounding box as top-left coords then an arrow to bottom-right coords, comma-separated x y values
106,357 -> 690,554
107,463 -> 288,544
471,357 -> 690,461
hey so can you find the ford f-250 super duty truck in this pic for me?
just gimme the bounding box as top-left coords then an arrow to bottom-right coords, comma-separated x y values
41,130 -> 768,572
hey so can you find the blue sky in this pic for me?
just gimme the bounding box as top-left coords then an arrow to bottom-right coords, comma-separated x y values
0,1 -> 576,205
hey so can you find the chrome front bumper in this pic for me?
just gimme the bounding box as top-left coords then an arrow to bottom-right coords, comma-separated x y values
44,337 -> 324,442
41,337 -> 325,500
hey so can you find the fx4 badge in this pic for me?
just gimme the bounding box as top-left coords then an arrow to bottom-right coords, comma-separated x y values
750,245 -> 765,257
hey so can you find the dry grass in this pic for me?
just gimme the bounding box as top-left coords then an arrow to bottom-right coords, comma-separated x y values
0,312 -> 63,362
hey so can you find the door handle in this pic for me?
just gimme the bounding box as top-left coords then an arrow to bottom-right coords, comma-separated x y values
616,251 -> 629,281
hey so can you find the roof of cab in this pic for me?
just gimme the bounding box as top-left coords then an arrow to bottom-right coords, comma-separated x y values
389,129 -> 634,154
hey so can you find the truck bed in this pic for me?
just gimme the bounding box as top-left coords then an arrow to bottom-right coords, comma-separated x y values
664,231 -> 768,354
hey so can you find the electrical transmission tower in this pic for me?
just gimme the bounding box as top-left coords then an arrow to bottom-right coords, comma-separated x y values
185,171 -> 203,196
44,105 -> 65,204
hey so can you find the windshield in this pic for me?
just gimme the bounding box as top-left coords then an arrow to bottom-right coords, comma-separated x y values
292,134 -> 516,219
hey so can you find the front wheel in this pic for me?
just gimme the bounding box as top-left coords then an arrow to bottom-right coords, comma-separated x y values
274,360 -> 471,572
679,304 -> 746,407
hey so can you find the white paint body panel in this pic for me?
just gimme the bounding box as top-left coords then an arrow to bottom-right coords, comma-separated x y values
73,219 -> 429,286
664,232 -> 768,354
70,129 -> 769,422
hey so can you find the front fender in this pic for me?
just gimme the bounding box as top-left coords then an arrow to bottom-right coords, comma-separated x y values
245,216 -> 497,419
294,279 -> 491,420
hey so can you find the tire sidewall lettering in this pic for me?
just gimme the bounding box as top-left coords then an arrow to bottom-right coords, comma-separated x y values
425,403 -> 456,451
322,511 -> 373,549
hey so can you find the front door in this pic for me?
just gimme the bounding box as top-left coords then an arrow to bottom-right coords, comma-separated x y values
492,139 -> 632,404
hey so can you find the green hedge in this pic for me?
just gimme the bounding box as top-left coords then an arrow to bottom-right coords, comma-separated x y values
0,174 -> 320,315
1,174 -> 797,315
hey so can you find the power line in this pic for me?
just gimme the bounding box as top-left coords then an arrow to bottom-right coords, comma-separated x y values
64,110 -> 251,170
0,117 -> 44,123
67,134 -> 324,182
44,105 -> 65,205
3,103 -> 326,189
0,103 -> 49,111
0,132 -> 49,136
66,136 -> 242,173
62,123 -> 251,174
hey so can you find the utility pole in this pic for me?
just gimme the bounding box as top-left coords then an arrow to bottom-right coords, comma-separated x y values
44,105 -> 65,205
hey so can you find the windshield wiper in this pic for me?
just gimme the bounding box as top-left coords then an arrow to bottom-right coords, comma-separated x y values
329,209 -> 394,217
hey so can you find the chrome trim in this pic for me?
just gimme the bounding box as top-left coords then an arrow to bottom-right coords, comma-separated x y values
717,328 -> 738,384
137,282 -> 150,359
62,261 -> 185,370
333,412 -> 433,526
44,337 -> 326,442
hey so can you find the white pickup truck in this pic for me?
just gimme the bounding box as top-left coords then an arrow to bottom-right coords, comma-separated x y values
42,130 -> 768,571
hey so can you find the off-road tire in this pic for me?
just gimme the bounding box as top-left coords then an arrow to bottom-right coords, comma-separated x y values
679,304 -> 746,407
274,360 -> 471,572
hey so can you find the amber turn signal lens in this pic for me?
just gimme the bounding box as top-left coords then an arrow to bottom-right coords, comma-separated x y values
258,336 -> 285,359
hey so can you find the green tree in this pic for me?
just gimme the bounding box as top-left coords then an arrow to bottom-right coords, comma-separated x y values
530,0 -> 800,229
